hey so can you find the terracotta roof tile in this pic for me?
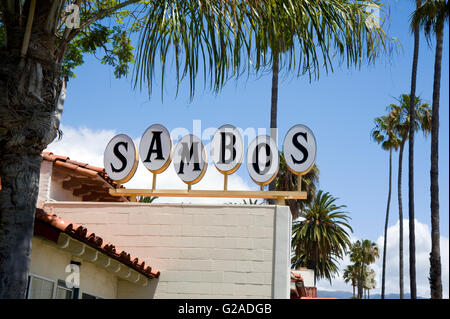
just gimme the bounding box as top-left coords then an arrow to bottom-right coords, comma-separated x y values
42,152 -> 125,189
35,208 -> 160,279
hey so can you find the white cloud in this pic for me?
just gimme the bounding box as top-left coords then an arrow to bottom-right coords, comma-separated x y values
45,125 -> 255,204
46,125 -> 116,167
316,219 -> 449,299
374,219 -> 449,298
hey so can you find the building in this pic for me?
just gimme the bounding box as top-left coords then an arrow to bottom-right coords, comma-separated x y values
30,152 -> 294,298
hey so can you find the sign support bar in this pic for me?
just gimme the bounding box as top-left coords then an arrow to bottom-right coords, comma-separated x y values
109,188 -> 307,202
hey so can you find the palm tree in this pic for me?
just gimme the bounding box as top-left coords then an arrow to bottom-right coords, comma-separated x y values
343,264 -> 359,298
276,152 -> 319,219
291,190 -> 353,286
0,0 -> 268,299
388,94 -> 432,298
408,0 -> 423,300
412,0 -> 449,299
371,113 -> 400,299
253,1 -> 395,200
364,267 -> 377,299
242,199 -> 263,205
138,196 -> 158,203
350,240 -> 379,299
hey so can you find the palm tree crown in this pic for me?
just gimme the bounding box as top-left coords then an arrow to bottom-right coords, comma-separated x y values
350,239 -> 379,299
276,152 -> 319,219
388,94 -> 432,143
291,190 -> 352,284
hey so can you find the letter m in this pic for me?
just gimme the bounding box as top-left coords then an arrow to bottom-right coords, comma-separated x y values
178,142 -> 201,174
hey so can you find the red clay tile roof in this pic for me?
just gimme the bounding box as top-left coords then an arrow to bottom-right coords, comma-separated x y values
41,152 -> 128,202
34,208 -> 160,279
42,152 -> 123,189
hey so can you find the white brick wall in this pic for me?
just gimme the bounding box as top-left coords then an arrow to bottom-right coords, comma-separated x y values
43,202 -> 291,299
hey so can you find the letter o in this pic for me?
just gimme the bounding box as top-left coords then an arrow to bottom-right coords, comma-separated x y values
246,135 -> 279,186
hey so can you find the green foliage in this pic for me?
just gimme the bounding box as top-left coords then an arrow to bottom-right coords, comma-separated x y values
59,1 -> 148,78
411,0 -> 449,41
349,239 -> 379,298
291,190 -> 353,283
138,196 -> 158,203
135,0 -> 398,99
388,94 -> 432,141
242,199 -> 263,205
276,151 -> 319,219
372,94 -> 431,150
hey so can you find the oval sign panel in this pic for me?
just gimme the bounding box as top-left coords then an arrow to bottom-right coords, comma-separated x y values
210,124 -> 244,175
104,134 -> 138,183
139,124 -> 173,173
246,135 -> 279,186
173,134 -> 208,185
283,124 -> 317,175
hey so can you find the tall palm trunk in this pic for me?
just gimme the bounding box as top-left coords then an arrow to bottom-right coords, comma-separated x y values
381,148 -> 393,299
358,262 -> 364,299
268,51 -> 279,203
429,28 -> 443,300
398,141 -> 405,299
313,243 -> 318,287
408,0 -> 421,299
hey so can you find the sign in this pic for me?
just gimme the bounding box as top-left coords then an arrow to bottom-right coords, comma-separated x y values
139,124 -> 173,174
173,134 -> 208,186
282,124 -> 317,175
103,134 -> 138,183
103,124 -> 316,190
210,124 -> 243,175
246,135 -> 279,186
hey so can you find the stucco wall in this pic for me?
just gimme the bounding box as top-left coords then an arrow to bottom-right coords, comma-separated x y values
30,237 -> 118,299
43,202 -> 291,299
37,160 -> 83,205
37,160 -> 53,208
49,178 -> 83,202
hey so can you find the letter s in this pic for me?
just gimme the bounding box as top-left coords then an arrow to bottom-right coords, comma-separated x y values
291,132 -> 309,165
111,141 -> 128,173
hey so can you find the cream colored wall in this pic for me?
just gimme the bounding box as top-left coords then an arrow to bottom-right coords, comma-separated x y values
37,160 -> 83,205
43,202 -> 290,299
50,178 -> 83,202
37,160 -> 53,208
30,237 -> 118,299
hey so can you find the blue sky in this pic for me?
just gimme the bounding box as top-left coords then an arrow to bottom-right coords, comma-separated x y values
46,2 -> 449,297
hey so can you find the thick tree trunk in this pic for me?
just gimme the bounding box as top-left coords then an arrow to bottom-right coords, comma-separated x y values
381,148 -> 393,299
0,154 -> 42,298
408,0 -> 421,299
268,51 -> 279,204
397,141 -> 405,299
430,29 -> 443,300
0,51 -> 62,298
